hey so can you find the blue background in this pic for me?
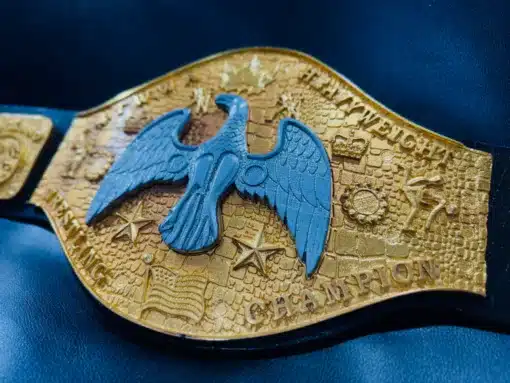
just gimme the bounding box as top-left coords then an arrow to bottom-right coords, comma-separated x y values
1,0 -> 510,381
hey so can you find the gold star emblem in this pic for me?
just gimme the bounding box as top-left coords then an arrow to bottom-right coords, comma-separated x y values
111,201 -> 153,244
232,231 -> 284,276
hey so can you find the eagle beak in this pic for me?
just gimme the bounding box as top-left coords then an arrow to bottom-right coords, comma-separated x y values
215,94 -> 246,112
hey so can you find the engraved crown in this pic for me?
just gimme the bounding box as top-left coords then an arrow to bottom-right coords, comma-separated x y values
332,128 -> 369,160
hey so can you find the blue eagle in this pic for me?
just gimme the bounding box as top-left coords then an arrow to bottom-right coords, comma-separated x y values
86,94 -> 332,277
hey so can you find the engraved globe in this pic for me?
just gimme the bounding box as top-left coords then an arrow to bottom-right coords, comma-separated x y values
341,184 -> 388,224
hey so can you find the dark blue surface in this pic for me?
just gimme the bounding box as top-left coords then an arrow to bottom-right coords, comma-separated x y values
1,0 -> 510,381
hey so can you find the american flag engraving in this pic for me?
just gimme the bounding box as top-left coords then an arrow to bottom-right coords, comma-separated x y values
142,266 -> 207,323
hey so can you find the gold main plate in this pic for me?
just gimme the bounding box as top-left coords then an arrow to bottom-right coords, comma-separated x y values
31,48 -> 492,340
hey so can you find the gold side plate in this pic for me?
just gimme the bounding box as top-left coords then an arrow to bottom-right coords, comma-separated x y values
31,48 -> 491,340
0,114 -> 52,199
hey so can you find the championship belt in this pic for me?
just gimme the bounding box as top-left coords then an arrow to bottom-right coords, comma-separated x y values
2,48 -> 507,350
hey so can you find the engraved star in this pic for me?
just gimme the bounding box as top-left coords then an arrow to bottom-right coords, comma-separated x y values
232,231 -> 284,276
111,201 -> 153,244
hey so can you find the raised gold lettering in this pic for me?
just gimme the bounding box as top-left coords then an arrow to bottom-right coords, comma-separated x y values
90,263 -> 106,281
135,92 -> 149,106
82,249 -> 99,270
368,120 -> 392,137
386,125 -> 404,143
322,278 -> 352,305
353,271 -> 371,295
65,220 -> 82,240
310,74 -> 330,90
61,210 -> 74,229
440,150 -> 453,166
45,190 -> 58,204
272,295 -> 292,320
300,67 -> 318,82
399,132 -> 417,150
54,199 -> 69,218
74,245 -> 94,262
69,233 -> 87,248
373,266 -> 391,290
300,290 -> 318,312
391,262 -> 413,284
323,81 -> 340,99
417,259 -> 440,282
357,109 -> 380,130
417,140 -> 438,159
245,299 -> 266,325
333,94 -> 353,108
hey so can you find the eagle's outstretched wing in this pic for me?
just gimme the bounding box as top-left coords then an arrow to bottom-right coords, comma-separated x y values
86,109 -> 196,224
235,118 -> 332,277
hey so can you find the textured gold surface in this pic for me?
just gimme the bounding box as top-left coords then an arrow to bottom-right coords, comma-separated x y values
0,114 -> 52,199
31,48 -> 492,340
